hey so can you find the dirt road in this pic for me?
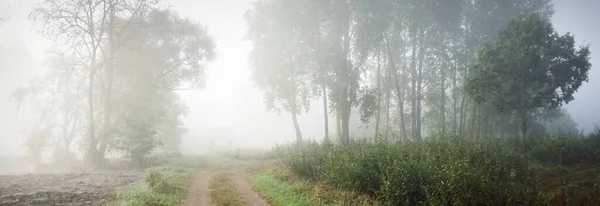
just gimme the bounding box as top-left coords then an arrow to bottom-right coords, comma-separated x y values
182,163 -> 270,206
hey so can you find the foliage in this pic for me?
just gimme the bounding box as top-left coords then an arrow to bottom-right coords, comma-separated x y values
526,129 -> 600,165
279,134 -> 600,205
467,13 -> 591,137
246,0 -> 320,142
112,118 -> 157,168
25,129 -> 48,165
26,0 -> 215,166
111,156 -> 214,206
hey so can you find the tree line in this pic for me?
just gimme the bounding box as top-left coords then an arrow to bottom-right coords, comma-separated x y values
15,0 -> 216,167
246,0 -> 591,144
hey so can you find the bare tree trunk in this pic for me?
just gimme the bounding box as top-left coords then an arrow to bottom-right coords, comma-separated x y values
88,62 -> 97,164
322,82 -> 329,143
452,59 -> 457,135
384,33 -> 407,142
62,109 -> 70,157
410,33 -> 418,140
396,73 -> 408,142
291,110 -> 303,143
341,106 -> 351,143
385,51 -> 392,141
519,102 -> 527,142
98,1 -> 116,164
440,54 -> 446,135
469,103 -> 477,140
339,18 -> 352,144
375,49 -> 382,139
336,111 -> 342,140
415,28 -> 425,140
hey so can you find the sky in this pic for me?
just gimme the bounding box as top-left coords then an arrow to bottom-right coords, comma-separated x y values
0,0 -> 599,156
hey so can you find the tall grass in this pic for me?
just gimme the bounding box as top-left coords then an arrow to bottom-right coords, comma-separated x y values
276,130 -> 600,205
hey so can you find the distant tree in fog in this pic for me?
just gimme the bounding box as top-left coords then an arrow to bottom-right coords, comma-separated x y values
25,0 -> 216,167
467,13 -> 591,140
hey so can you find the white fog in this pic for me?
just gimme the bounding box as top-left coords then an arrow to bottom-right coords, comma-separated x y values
1,0 -> 600,205
2,0 -> 598,157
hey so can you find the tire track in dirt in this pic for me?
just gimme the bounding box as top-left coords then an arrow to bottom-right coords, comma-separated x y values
231,169 -> 269,206
182,163 -> 270,206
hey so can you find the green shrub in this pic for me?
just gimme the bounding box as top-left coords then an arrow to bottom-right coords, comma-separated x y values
279,138 -> 542,205
527,130 -> 600,165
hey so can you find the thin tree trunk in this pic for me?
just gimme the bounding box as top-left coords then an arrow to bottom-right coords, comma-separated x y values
440,52 -> 446,135
291,110 -> 303,143
322,82 -> 329,143
396,72 -> 408,142
452,58 -> 457,135
88,62 -> 97,164
469,103 -> 477,140
415,28 -> 425,140
98,3 -> 116,163
385,50 -> 392,141
340,18 -> 352,144
375,49 -> 382,139
410,32 -> 418,140
336,111 -> 342,140
384,33 -> 408,142
520,103 -> 527,142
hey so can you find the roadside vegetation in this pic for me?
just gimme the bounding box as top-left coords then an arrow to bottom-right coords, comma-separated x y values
252,169 -> 323,206
110,156 -> 222,206
270,130 -> 600,205
209,173 -> 245,206
252,167 -> 378,206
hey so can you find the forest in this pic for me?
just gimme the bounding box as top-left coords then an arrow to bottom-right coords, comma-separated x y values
245,0 -> 597,205
246,0 -> 589,145
0,0 -> 598,205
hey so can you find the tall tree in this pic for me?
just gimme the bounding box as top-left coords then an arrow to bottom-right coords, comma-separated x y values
246,0 -> 315,143
30,1 -> 215,165
467,13 -> 591,140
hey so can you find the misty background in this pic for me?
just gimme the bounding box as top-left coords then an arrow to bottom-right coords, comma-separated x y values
0,0 -> 598,156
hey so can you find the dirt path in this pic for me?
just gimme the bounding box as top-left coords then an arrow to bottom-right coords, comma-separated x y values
182,170 -> 215,206
231,169 -> 270,206
182,163 -> 270,206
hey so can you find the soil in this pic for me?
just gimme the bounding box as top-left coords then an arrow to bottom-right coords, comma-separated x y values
0,171 -> 144,206
183,162 -> 271,206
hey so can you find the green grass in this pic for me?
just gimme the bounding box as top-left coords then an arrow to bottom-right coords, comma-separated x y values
252,167 -> 378,206
209,173 -> 244,206
110,155 -> 226,206
251,170 -> 322,206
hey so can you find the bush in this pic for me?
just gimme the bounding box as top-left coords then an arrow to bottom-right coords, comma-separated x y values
279,137 -> 556,205
527,129 -> 600,165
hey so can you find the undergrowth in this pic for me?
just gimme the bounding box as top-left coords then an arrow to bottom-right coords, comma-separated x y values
251,168 -> 323,206
275,130 -> 600,205
110,156 -> 220,206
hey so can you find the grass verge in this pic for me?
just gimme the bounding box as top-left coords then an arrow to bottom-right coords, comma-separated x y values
251,166 -> 377,206
209,173 -> 244,206
110,156 -> 223,206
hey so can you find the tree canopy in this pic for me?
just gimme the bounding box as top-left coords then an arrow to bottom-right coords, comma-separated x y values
467,13 -> 591,139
